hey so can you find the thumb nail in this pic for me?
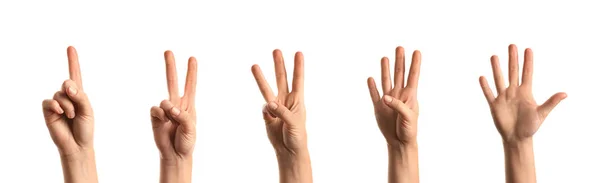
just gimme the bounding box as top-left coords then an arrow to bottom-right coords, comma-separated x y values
171,107 -> 181,116
268,102 -> 278,110
383,95 -> 393,103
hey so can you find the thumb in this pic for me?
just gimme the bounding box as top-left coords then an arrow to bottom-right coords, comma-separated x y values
160,100 -> 195,134
62,80 -> 93,116
538,92 -> 567,119
266,102 -> 294,123
383,95 -> 412,118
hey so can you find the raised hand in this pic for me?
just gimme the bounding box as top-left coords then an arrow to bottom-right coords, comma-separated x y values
367,46 -> 421,183
367,46 -> 421,148
479,44 -> 567,143
150,51 -> 197,183
41,46 -> 97,183
251,49 -> 312,183
479,44 -> 566,183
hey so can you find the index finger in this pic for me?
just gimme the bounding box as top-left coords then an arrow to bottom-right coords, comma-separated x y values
164,50 -> 180,103
67,46 -> 83,90
291,51 -> 304,94
251,64 -> 275,102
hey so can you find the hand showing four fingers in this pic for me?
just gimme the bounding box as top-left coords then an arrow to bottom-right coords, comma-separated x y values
368,46 -> 422,148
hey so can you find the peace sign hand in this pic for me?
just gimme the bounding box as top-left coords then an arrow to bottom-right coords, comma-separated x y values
42,46 -> 94,157
479,44 -> 567,144
150,51 -> 197,162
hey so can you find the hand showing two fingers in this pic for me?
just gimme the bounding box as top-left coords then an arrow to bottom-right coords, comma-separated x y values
479,44 -> 567,143
251,49 -> 307,154
150,51 -> 198,161
368,46 -> 422,147
42,46 -> 94,157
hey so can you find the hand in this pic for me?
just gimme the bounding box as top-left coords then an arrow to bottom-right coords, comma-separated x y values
251,49 -> 307,155
150,50 -> 197,162
367,46 -> 422,148
479,44 -> 567,144
42,46 -> 94,157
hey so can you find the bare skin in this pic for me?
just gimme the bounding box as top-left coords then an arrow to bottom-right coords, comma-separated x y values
479,44 -> 567,183
251,49 -> 312,183
42,46 -> 98,183
150,51 -> 198,183
367,46 -> 421,183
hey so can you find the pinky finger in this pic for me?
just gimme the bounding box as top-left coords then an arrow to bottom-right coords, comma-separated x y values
479,76 -> 495,104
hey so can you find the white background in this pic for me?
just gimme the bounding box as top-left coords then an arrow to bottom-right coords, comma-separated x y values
0,0 -> 598,182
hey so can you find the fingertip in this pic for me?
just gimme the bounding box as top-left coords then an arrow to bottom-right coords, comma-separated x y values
413,50 -> 421,56
273,49 -> 281,55
160,100 -> 173,107
396,46 -> 404,52
367,77 -> 375,84
268,102 -> 278,110
295,51 -> 304,60
171,107 -> 181,117
251,64 -> 261,72
67,46 -> 76,52
557,92 -> 568,99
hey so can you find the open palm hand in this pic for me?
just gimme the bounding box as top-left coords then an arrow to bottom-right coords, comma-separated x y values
479,44 -> 566,143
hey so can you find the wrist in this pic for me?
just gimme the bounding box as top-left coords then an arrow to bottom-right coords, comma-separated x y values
60,148 -> 95,162
160,155 -> 193,183
276,147 -> 313,183
503,137 -> 533,150
387,140 -> 418,152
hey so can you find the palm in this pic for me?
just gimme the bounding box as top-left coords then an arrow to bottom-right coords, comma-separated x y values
374,88 -> 418,143
266,93 -> 306,151
368,46 -> 421,146
479,45 -> 566,142
492,87 -> 541,140
252,49 -> 307,153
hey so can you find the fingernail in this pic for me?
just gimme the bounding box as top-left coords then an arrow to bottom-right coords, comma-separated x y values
268,102 -> 278,110
68,87 -> 77,96
67,112 -> 75,119
384,95 -> 392,103
57,108 -> 64,114
171,107 -> 181,116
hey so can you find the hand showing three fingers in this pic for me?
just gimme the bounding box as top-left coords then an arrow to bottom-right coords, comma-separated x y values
479,44 -> 566,144
252,49 -> 312,183
368,46 -> 422,148
150,51 -> 197,183
252,49 -> 307,155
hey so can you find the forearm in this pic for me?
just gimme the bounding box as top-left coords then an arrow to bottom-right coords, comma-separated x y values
160,157 -> 193,183
60,149 -> 98,183
277,149 -> 313,183
503,138 -> 536,183
388,142 -> 419,183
